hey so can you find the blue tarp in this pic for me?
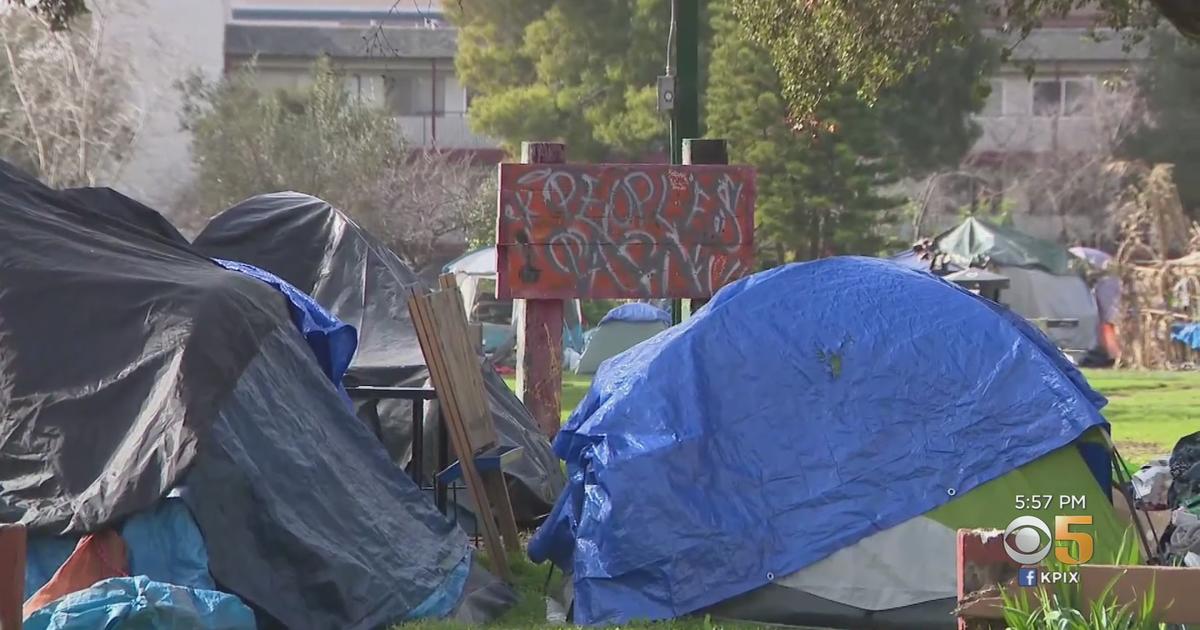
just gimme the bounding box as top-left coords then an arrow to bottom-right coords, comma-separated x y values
214,259 -> 357,386
24,576 -> 255,630
1172,322 -> 1200,350
25,497 -> 213,600
886,249 -> 930,270
598,303 -> 672,327
529,257 -> 1108,625
886,249 -> 963,273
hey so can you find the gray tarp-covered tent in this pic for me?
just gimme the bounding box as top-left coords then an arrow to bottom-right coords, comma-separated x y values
0,161 -> 480,628
193,193 -> 566,523
899,218 -> 1099,353
575,303 -> 672,374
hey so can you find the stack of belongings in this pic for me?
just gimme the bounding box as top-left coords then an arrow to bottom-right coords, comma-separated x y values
192,193 -> 565,525
1163,432 -> 1200,566
0,161 -> 513,628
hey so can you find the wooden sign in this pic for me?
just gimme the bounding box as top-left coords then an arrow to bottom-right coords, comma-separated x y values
408,276 -> 521,581
496,163 -> 756,299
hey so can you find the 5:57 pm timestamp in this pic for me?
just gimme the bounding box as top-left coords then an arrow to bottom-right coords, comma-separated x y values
1014,494 -> 1087,510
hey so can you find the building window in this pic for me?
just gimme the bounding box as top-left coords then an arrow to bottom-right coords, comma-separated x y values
1031,77 -> 1095,117
981,79 -> 1004,116
1063,79 -> 1095,116
1032,80 -> 1061,117
384,71 -> 446,116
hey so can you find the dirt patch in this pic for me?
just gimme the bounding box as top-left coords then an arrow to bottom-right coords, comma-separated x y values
1115,440 -> 1171,463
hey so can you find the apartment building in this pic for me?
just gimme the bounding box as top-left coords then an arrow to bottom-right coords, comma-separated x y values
973,13 -> 1147,156
224,0 -> 499,156
904,8 -> 1150,242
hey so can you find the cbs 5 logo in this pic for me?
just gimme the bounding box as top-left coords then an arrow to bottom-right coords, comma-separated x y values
1003,515 -> 1094,565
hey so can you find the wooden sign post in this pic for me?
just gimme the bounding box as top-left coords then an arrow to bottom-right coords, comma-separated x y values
497,140 -> 756,437
512,143 -> 566,438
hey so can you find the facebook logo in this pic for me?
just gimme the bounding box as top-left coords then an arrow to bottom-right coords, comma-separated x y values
1017,567 -> 1039,587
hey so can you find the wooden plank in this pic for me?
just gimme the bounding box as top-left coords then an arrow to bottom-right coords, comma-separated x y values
0,523 -> 25,630
496,162 -> 756,300
482,470 -> 521,553
408,285 -> 511,582
436,291 -> 496,449
1079,565 -> 1200,624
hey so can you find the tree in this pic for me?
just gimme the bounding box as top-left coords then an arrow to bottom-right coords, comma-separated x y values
732,0 -> 1200,126
1122,32 -> 1200,217
706,1 -> 994,262
0,2 -> 140,187
446,0 -> 685,161
5,0 -> 89,30
180,58 -> 490,269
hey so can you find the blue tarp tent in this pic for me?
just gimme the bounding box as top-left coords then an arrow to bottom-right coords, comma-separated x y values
530,257 -> 1115,626
598,303 -> 672,327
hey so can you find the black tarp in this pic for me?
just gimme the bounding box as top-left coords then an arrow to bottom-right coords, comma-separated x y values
0,164 -> 278,534
193,192 -> 566,523
0,162 -> 471,628
59,186 -> 190,245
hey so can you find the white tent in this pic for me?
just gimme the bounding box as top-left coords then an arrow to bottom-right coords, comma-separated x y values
444,247 -> 585,353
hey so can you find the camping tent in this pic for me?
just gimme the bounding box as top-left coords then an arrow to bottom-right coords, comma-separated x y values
895,218 -> 1099,354
193,194 -> 566,523
529,257 -> 1126,628
574,303 -> 671,374
443,246 -> 586,354
0,162 -> 481,628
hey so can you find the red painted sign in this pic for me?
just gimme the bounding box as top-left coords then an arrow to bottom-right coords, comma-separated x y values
496,163 -> 756,299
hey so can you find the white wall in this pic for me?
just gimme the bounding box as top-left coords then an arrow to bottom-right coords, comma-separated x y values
101,0 -> 227,213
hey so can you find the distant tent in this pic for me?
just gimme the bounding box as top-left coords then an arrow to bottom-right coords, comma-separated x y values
574,303 -> 671,375
530,257 -> 1126,628
193,195 -> 566,523
936,217 -> 1075,274
894,218 -> 1099,354
443,246 -> 586,354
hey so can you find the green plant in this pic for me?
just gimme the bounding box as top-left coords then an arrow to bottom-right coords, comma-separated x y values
1000,529 -> 1163,629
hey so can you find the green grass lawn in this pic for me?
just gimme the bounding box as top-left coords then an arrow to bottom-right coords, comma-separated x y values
1081,369 -> 1200,464
438,369 -> 1197,629
502,373 -> 592,423
399,552 -> 760,630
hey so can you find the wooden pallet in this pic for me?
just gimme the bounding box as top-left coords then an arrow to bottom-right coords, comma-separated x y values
407,275 -> 521,582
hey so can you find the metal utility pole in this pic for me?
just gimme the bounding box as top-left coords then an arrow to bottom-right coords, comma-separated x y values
671,0 -> 700,165
664,0 -> 700,324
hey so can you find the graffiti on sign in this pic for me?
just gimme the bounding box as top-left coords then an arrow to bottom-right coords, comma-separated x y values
496,163 -> 756,299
